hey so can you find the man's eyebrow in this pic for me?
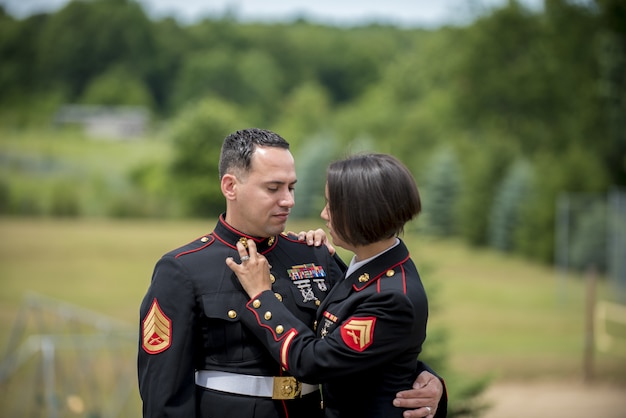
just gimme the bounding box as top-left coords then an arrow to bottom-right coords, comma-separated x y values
263,179 -> 298,186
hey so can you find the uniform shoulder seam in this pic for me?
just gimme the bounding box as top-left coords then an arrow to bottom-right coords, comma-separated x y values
174,234 -> 216,258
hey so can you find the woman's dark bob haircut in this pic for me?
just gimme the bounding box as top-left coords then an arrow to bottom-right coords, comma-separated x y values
326,153 -> 421,246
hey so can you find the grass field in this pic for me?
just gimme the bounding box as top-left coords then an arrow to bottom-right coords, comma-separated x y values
0,129 -> 173,218
1,217 -> 625,416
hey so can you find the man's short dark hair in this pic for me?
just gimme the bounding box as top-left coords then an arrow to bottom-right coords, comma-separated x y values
219,128 -> 290,179
327,153 -> 421,246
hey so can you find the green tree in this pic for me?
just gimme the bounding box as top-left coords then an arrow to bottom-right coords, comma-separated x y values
37,0 -> 158,101
291,134 -> 338,219
516,146 -> 609,262
80,65 -> 155,108
595,0 -> 626,185
171,48 -> 283,125
170,48 -> 237,111
488,159 -> 534,252
454,1 -> 553,151
0,12 -> 47,99
272,81 -> 332,153
454,0 -> 601,155
332,26 -> 462,171
421,147 -> 462,237
455,137 -> 517,246
167,98 -> 249,217
0,12 -> 67,126
570,201 -> 607,272
142,17 -> 191,113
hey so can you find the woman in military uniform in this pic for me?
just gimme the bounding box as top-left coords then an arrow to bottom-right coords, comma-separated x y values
227,153 -> 443,418
139,129 -> 445,418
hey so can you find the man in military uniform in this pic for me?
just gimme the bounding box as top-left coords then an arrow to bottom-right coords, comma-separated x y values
138,128 -> 446,418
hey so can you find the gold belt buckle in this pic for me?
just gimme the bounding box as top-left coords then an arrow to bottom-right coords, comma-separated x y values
272,376 -> 302,399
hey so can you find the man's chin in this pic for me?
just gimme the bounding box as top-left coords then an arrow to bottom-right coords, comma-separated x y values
267,223 -> 287,237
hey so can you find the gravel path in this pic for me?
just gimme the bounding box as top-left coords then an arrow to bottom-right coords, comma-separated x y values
481,381 -> 626,418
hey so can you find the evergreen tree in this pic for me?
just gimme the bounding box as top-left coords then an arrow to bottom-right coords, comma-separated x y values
421,148 -> 462,237
488,160 -> 534,252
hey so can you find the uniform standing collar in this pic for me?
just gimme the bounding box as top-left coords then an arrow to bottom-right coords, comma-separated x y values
213,213 -> 278,254
345,239 -> 410,290
345,238 -> 400,278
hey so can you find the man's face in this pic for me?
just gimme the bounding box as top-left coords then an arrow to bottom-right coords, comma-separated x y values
227,146 -> 296,238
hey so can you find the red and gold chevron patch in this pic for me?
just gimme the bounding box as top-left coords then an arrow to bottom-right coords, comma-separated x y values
340,317 -> 376,352
142,298 -> 172,354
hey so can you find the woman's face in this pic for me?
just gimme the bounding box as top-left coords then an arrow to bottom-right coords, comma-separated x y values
320,183 -> 350,251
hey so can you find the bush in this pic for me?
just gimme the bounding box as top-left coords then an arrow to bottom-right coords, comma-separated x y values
48,180 -> 81,217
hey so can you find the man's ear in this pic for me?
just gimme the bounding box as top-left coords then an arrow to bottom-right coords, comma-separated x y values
221,174 -> 237,201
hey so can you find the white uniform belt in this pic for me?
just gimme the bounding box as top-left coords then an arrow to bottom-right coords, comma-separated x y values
195,370 -> 318,400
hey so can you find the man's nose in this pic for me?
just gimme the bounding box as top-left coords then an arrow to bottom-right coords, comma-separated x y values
280,191 -> 295,208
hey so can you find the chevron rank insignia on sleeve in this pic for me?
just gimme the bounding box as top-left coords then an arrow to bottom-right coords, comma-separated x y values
340,317 -> 376,352
142,298 -> 172,354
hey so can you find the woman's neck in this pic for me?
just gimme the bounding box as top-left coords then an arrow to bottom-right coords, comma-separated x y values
353,237 -> 397,262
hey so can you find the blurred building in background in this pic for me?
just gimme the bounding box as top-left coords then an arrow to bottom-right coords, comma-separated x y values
54,105 -> 149,140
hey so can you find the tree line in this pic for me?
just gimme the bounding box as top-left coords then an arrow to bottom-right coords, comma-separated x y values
1,0 -> 624,268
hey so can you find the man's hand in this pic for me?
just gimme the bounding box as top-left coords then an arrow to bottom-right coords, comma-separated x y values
393,371 -> 443,417
288,229 -> 335,255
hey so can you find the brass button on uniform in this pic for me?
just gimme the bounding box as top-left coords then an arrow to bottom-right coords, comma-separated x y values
386,270 -> 395,277
227,310 -> 237,319
313,320 -> 318,331
264,311 -> 272,320
274,293 -> 283,302
252,299 -> 261,309
200,236 -> 209,242
315,299 -> 321,306
276,325 -> 284,334
270,274 -> 276,283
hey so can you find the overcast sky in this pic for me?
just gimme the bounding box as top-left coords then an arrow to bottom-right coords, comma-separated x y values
1,0 -> 544,27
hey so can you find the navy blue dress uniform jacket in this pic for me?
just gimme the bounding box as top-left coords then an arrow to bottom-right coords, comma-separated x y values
240,239 -> 432,418
138,214 -> 343,418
